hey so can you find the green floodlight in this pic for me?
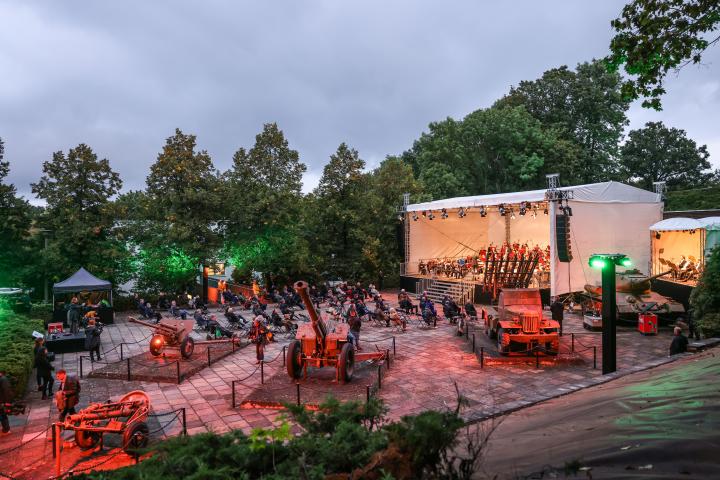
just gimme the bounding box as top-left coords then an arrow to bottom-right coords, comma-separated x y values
589,254 -> 631,269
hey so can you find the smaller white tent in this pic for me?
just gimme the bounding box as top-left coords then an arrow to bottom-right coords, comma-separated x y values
649,217 -> 716,281
406,181 -> 662,295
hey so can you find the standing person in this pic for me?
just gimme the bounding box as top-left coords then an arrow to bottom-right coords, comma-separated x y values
669,327 -> 689,356
35,347 -> 55,400
550,297 -> 565,336
84,318 -> 102,362
250,316 -> 269,364
349,309 -> 362,351
687,309 -> 700,341
55,370 -> 80,421
67,297 -> 82,334
377,270 -> 384,291
0,369 -> 13,433
33,337 -> 45,392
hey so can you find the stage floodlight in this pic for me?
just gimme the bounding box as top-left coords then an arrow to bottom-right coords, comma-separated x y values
655,232 -> 660,239
619,257 -> 632,268
412,212 -> 419,221
458,207 -> 466,218
397,214 -> 404,221
543,207 -> 548,215
480,206 -> 487,217
519,202 -> 527,215
499,204 -> 506,216
441,208 -> 448,219
589,256 -> 608,269
428,211 -> 435,220
565,205 -> 573,216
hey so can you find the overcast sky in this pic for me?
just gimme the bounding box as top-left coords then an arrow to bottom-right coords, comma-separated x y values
1,0 -> 719,204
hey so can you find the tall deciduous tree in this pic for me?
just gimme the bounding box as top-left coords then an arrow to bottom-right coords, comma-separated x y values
495,60 -> 629,183
0,138 -> 32,287
619,121 -> 713,190
607,0 -> 720,110
31,144 -> 127,285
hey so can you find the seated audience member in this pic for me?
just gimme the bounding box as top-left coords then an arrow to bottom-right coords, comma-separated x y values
669,326 -> 689,356
464,301 -> 478,320
398,289 -> 418,315
388,308 -> 406,331
193,309 -> 209,330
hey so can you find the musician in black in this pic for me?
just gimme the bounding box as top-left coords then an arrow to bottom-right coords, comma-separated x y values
249,316 -> 270,363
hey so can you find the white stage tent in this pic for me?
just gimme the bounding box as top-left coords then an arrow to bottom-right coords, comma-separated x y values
405,181 -> 663,296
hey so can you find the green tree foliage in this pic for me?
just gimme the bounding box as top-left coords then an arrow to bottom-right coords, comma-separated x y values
31,144 -> 129,285
224,123 -> 310,285
495,60 -> 629,183
0,138 -> 32,287
607,0 -> 720,109
665,185 -> 720,210
404,106 -> 577,199
690,245 -> 720,337
619,121 -> 714,190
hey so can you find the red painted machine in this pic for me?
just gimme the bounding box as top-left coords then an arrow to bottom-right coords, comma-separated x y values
638,313 -> 658,335
286,280 -> 386,383
61,390 -> 151,453
487,288 -> 559,355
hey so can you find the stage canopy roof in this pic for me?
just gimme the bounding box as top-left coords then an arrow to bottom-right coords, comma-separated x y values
407,181 -> 660,212
649,217 -> 704,232
53,267 -> 112,294
698,217 -> 720,229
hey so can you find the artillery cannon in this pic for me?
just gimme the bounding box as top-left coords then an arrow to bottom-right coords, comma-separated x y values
61,390 -> 151,453
129,316 -> 242,359
286,280 -> 386,383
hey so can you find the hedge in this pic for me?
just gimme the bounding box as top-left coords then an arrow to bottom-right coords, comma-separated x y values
0,310 -> 45,399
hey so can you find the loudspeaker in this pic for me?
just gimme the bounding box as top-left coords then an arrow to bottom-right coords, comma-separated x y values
556,214 -> 572,262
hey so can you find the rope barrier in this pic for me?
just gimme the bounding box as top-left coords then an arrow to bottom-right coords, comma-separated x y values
0,425 -> 52,455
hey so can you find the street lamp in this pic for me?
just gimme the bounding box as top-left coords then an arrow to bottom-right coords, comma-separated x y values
588,254 -> 631,374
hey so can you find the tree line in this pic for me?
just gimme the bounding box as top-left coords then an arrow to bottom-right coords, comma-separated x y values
0,58 -> 715,297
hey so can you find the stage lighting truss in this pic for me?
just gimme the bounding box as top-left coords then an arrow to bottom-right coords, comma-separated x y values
441,208 -> 449,219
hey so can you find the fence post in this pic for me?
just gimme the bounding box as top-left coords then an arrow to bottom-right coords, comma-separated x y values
593,346 -> 597,370
126,358 -> 131,381
296,382 -> 301,406
377,364 -> 382,389
51,422 -> 57,458
434,316 -> 437,328
385,349 -> 390,369
261,361 -> 265,384
176,361 -> 181,383
207,347 -> 211,367
366,384 -> 370,403
392,337 -> 396,356
182,407 -> 187,436
480,347 -> 484,369
79,356 -> 84,379
54,422 -> 62,477
535,349 -> 540,369
231,380 -> 236,408
472,334 -> 476,353
571,333 -> 575,353
120,343 -> 124,360
465,322 -> 469,338
282,345 -> 286,367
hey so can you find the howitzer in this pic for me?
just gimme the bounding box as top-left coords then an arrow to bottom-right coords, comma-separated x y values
286,281 -> 386,383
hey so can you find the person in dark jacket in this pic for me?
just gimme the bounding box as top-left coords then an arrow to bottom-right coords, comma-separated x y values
67,297 -> 82,334
56,370 -> 80,421
550,297 -> 565,336
669,327 -> 689,356
33,337 -> 45,391
249,316 -> 270,363
84,318 -> 102,362
0,369 -> 13,433
35,347 -> 55,400
464,302 -> 478,320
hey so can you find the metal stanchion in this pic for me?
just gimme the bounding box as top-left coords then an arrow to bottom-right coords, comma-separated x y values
51,423 -> 57,458
231,380 -> 236,408
182,407 -> 187,435
79,356 -> 84,379
261,361 -> 265,384
392,337 -> 396,356
54,422 -> 62,477
480,347 -> 484,369
120,343 -> 124,360
385,349 -> 390,369
296,382 -> 301,406
207,347 -> 211,366
472,334 -> 476,353
282,345 -> 286,367
366,385 -> 370,403
434,317 -> 437,328
126,358 -> 131,381
535,350 -> 540,369
377,364 -> 382,389
593,346 -> 597,370
571,333 -> 575,353
176,361 -> 181,383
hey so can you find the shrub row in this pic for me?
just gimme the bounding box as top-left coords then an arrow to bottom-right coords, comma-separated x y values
0,310 -> 45,398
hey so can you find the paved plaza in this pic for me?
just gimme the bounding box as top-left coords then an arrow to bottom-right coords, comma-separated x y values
0,294 -> 685,478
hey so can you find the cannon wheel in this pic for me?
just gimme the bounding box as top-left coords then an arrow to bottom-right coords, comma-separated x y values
180,336 -> 195,359
75,429 -> 102,450
287,340 -> 303,379
338,343 -> 355,383
122,421 -> 149,454
497,327 -> 508,355
149,335 -> 164,356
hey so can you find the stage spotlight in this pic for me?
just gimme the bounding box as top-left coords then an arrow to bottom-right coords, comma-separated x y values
543,207 -> 548,215
428,211 -> 435,220
565,206 -> 573,216
441,208 -> 448,219
458,207 -> 466,218
480,206 -> 487,217
655,232 -> 661,239
519,202 -> 527,216
422,211 -> 427,217
499,204 -> 506,216
397,214 -> 404,221
510,209 -> 516,220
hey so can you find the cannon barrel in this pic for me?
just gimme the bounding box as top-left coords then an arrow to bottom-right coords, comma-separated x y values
128,316 -> 160,329
294,280 -> 326,346
647,270 -> 672,282
128,316 -> 181,335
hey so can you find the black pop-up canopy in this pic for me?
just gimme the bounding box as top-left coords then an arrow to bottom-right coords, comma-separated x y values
52,267 -> 112,294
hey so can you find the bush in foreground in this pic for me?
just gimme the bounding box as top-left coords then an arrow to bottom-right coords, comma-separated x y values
0,309 -> 44,397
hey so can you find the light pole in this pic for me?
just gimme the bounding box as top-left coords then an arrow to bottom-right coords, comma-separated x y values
589,254 -> 632,375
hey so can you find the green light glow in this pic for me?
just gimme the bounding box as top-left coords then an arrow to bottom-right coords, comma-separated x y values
620,257 -> 632,268
590,257 -> 608,269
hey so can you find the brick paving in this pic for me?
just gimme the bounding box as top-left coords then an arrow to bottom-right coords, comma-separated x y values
0,296 -> 681,478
